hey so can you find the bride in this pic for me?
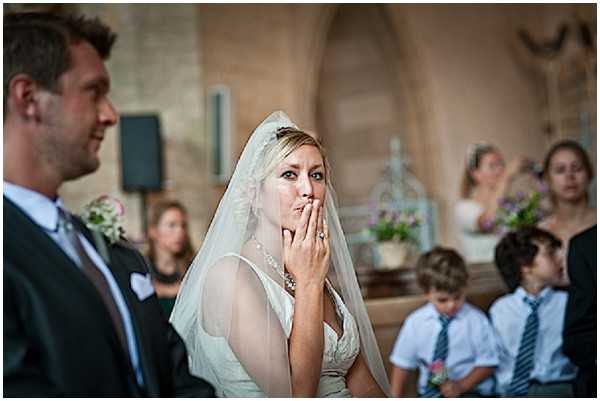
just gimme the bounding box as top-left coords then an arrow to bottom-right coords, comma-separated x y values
170,111 -> 390,397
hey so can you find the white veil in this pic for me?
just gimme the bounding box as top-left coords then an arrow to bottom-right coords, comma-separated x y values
170,111 -> 390,397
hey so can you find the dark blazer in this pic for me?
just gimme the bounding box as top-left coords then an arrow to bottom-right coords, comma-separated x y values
563,225 -> 596,397
3,197 -> 214,397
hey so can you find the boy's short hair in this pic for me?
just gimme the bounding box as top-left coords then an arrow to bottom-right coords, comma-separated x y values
494,226 -> 562,291
416,246 -> 469,293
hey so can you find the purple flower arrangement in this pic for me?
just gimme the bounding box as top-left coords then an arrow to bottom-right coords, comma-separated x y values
367,204 -> 420,243
495,189 -> 546,234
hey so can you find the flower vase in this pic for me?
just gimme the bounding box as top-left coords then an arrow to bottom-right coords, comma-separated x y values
375,241 -> 414,271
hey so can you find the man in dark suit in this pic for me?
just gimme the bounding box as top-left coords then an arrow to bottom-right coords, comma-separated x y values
3,12 -> 214,397
563,225 -> 596,397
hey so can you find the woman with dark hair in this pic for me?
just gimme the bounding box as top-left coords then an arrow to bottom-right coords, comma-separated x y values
455,143 -> 531,263
146,199 -> 195,315
538,140 -> 596,284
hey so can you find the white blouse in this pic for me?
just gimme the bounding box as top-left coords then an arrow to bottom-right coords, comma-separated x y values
455,199 -> 501,264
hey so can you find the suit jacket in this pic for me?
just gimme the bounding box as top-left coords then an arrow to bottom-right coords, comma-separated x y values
563,225 -> 596,397
3,197 -> 214,397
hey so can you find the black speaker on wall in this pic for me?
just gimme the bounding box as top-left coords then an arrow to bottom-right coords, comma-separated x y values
119,114 -> 163,192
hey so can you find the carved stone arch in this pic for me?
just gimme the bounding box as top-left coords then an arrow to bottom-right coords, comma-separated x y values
297,4 -> 439,206
295,4 -> 338,131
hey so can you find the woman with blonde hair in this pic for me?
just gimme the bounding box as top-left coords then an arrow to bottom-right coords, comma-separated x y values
455,143 -> 531,263
170,111 -> 389,397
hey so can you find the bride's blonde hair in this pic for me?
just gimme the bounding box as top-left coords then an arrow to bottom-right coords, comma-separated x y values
234,126 -> 330,233
262,127 -> 329,182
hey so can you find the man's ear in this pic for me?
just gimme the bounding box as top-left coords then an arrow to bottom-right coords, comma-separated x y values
7,74 -> 42,120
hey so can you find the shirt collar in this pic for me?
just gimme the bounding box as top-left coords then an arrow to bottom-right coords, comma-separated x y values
424,301 -> 466,321
4,181 -> 64,231
515,285 -> 553,305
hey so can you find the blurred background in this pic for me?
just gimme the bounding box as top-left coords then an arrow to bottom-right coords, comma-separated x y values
6,3 -> 596,253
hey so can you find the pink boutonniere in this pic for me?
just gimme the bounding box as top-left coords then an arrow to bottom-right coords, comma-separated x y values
427,359 -> 448,388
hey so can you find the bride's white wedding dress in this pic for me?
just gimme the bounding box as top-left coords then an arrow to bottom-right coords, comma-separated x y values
196,253 -> 360,398
171,111 -> 391,397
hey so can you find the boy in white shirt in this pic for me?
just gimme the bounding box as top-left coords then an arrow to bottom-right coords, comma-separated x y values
390,247 -> 499,397
490,226 -> 577,396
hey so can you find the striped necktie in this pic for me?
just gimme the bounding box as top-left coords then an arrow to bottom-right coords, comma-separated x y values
422,314 -> 453,398
507,297 -> 541,396
57,208 -> 129,355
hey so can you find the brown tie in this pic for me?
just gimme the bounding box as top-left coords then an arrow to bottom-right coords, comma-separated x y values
57,208 -> 129,355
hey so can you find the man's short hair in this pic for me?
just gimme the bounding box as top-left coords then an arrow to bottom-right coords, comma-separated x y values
4,12 -> 117,111
416,246 -> 469,294
494,226 -> 562,291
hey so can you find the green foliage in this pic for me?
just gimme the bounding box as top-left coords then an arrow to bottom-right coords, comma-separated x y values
495,191 -> 545,233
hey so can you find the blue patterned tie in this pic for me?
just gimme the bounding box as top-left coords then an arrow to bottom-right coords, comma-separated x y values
422,314 -> 453,398
507,297 -> 541,396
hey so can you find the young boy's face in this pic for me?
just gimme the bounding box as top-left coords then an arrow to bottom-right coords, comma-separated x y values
524,240 -> 563,286
426,288 -> 466,317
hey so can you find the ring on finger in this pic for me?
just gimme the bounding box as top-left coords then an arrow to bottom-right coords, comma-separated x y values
317,231 -> 325,240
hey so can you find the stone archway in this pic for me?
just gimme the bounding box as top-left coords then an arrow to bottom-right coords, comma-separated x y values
299,4 -> 439,208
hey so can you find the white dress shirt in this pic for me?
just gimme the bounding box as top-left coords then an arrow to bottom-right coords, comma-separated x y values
4,182 -> 144,387
390,302 -> 499,395
489,286 -> 578,395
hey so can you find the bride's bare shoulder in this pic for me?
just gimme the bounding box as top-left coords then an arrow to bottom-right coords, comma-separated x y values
205,252 -> 256,283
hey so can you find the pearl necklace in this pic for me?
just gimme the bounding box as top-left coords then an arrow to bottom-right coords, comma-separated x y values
251,236 -> 344,330
252,235 -> 296,294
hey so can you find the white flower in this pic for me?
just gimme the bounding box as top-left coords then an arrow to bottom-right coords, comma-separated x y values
81,195 -> 125,245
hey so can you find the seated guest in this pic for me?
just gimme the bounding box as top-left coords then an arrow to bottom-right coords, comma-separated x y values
538,140 -> 596,286
491,226 -> 577,397
390,247 -> 498,397
146,199 -> 195,316
563,225 -> 596,397
455,143 -> 532,263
